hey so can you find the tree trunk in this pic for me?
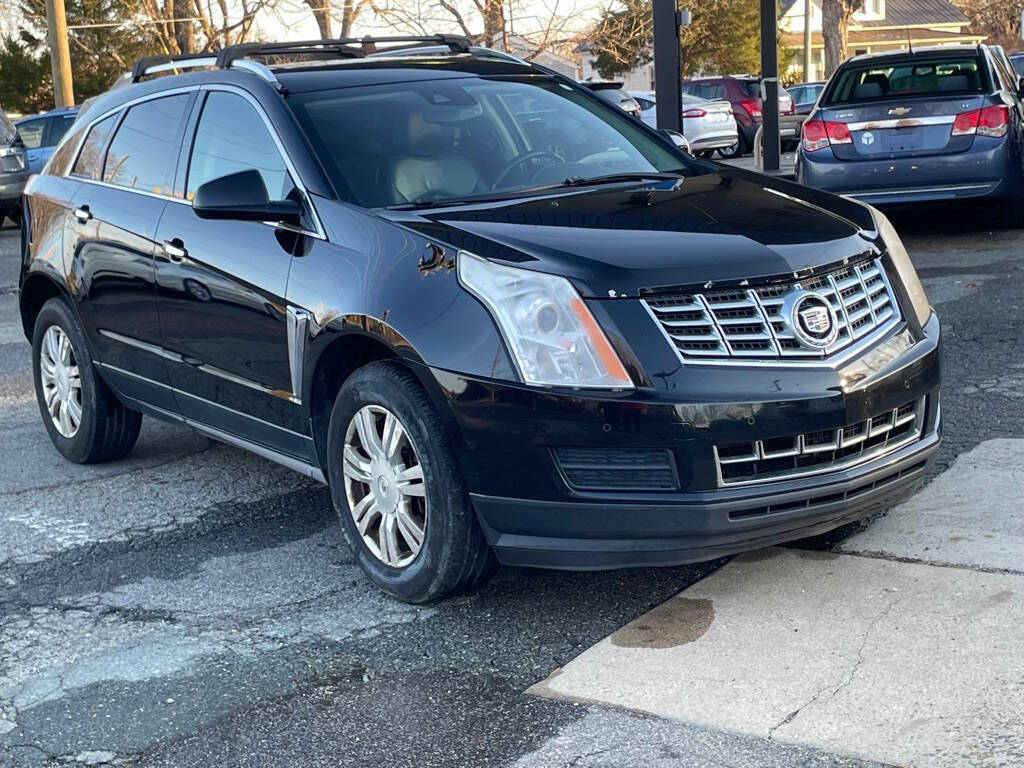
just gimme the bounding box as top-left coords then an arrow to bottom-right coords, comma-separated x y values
482,0 -> 507,50
820,0 -> 844,77
305,0 -> 332,38
172,0 -> 193,53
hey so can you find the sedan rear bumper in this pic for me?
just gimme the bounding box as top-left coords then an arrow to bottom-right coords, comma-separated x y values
796,138 -> 1020,204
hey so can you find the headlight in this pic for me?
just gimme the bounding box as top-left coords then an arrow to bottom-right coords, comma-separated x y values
870,206 -> 930,326
458,251 -> 634,389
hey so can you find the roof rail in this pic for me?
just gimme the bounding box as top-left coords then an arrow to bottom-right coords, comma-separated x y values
128,35 -> 477,88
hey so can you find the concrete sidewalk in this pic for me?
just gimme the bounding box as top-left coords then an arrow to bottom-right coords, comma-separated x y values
529,439 -> 1024,767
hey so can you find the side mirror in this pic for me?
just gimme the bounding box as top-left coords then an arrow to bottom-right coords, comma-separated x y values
660,129 -> 692,154
193,169 -> 301,226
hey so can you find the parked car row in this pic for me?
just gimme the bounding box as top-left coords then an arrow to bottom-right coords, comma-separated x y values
0,105 -> 79,224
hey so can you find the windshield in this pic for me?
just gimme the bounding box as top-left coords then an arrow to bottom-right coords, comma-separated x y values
825,57 -> 989,104
289,76 -> 696,208
0,111 -> 15,144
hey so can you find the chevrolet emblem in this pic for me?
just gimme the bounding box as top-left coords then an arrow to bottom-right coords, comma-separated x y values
888,106 -> 912,116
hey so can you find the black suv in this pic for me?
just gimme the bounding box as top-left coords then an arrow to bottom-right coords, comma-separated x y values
20,36 -> 941,603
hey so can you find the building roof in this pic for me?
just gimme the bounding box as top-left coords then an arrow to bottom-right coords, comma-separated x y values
782,0 -> 968,27
858,0 -> 968,27
782,28 -> 982,47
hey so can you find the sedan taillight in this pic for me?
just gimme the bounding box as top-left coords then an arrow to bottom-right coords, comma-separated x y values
952,105 -> 1009,138
739,99 -> 762,119
801,120 -> 851,152
682,108 -> 707,118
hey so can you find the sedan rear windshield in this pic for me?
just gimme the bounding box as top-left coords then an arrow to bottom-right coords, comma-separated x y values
825,57 -> 989,104
289,76 -> 697,208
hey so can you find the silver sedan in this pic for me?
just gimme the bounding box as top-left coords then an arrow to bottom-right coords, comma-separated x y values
633,91 -> 738,158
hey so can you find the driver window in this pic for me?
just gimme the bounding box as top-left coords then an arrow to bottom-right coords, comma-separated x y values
187,91 -> 295,203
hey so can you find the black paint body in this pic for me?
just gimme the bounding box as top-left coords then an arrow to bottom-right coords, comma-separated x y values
19,55 -> 941,569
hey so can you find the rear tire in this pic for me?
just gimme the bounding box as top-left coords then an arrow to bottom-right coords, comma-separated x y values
326,360 -> 495,603
717,134 -> 748,159
31,298 -> 142,463
697,150 -> 716,159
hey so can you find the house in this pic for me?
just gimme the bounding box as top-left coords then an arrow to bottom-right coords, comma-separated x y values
502,34 -> 580,80
575,40 -> 654,90
780,0 -> 985,82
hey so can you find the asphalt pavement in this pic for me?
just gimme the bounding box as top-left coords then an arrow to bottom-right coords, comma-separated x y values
1,203 -> 1022,767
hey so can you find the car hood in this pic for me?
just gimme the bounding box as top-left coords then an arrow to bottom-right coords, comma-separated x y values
384,168 -> 878,297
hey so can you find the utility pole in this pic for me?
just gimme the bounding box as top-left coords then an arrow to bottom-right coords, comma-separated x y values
652,0 -> 682,134
45,0 -> 74,107
760,0 -> 780,172
803,0 -> 813,81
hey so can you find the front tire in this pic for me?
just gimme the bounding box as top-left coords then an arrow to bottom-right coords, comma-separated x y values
31,298 -> 142,463
326,360 -> 495,603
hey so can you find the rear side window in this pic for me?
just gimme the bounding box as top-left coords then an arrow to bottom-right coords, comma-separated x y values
186,91 -> 294,202
16,119 -> 47,149
826,58 -> 989,104
103,94 -> 191,195
739,81 -> 760,98
48,115 -> 76,146
71,114 -> 117,179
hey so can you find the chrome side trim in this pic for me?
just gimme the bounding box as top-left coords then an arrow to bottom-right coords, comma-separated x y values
848,184 -> 993,198
140,58 -> 217,77
188,420 -> 326,484
286,307 -> 310,405
845,115 -> 955,131
98,329 -> 295,403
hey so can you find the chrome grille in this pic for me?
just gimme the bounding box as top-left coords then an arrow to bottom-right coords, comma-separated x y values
714,398 -> 924,487
643,258 -> 900,364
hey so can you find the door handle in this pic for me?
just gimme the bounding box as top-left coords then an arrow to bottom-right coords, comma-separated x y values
162,239 -> 188,262
73,205 -> 91,223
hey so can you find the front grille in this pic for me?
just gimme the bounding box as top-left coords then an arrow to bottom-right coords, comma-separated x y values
643,258 -> 900,363
553,447 -> 677,491
715,398 -> 924,486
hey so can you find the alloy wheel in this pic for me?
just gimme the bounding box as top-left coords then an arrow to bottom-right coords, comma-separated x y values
39,325 -> 83,438
342,405 -> 427,568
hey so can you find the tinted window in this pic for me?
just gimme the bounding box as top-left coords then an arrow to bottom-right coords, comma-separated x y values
48,115 -> 75,146
1012,56 -> 1024,77
17,119 -> 47,149
187,91 -> 293,203
103,94 -> 190,195
826,58 -> 989,104
290,77 -> 694,208
71,114 -> 117,179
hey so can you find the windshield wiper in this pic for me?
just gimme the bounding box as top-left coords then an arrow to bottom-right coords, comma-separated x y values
559,171 -> 684,188
385,172 -> 685,211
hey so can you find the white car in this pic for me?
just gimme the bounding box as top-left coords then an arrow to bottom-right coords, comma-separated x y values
633,91 -> 739,158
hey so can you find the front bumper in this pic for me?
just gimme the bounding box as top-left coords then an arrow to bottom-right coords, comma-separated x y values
419,312 -> 941,570
796,138 -> 1018,204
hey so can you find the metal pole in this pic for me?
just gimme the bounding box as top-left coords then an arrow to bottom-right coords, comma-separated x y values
652,0 -> 682,134
760,0 -> 780,172
45,0 -> 74,108
803,0 -> 812,81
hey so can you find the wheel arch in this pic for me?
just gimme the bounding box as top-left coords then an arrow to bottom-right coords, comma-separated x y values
19,271 -> 71,342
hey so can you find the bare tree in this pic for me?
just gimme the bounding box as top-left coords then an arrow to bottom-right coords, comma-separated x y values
821,0 -> 863,76
138,0 -> 276,53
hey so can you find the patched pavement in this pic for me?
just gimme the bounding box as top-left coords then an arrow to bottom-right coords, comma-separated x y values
1,207 -> 1023,767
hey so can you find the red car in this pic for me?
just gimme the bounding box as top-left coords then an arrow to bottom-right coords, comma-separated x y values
682,75 -> 799,157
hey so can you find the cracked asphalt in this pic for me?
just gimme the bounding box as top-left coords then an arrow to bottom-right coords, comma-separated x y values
1,202 -> 1022,768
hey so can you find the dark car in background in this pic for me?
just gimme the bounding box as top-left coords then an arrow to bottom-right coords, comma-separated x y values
15,106 -> 79,175
683,75 -> 799,157
789,81 -> 826,115
797,45 -> 1024,212
1009,52 -> 1024,77
0,109 -> 28,224
582,81 -> 642,119
20,36 -> 940,603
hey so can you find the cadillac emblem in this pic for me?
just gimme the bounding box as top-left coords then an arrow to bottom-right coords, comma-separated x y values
783,291 -> 838,349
